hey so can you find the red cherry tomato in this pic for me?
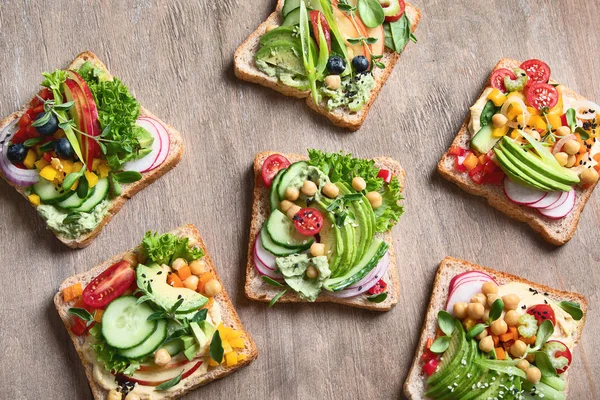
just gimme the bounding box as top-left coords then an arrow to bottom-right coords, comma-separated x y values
309,10 -> 331,52
422,358 -> 439,376
82,260 -> 135,308
71,299 -> 95,336
292,207 -> 324,236
11,128 -> 29,144
261,154 -> 291,188
17,113 -> 32,128
520,59 -> 551,86
544,340 -> 572,374
490,68 -> 517,93
377,168 -> 393,183
526,82 -> 559,111
469,164 -> 485,184
32,105 -> 44,115
367,279 -> 387,295
527,304 -> 556,326
448,146 -> 466,157
421,338 -> 436,362
383,0 -> 406,22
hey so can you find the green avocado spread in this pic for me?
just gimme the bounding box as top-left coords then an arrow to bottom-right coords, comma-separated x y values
37,200 -> 111,239
321,73 -> 376,112
275,254 -> 331,302
287,166 -> 330,201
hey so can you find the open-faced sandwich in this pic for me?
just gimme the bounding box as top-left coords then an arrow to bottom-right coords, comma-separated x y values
246,150 -> 405,311
55,225 -> 257,400
234,0 -> 420,130
438,58 -> 599,245
0,51 -> 183,248
404,256 -> 587,400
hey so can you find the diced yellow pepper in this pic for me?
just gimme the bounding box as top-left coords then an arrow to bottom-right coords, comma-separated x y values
509,129 -> 521,140
23,150 -> 36,169
62,160 -> 74,174
227,330 -> 242,341
506,104 -> 524,121
92,158 -> 103,171
526,106 -> 539,116
208,357 -> 220,367
547,114 -> 562,130
507,91 -> 525,102
34,145 -> 44,158
40,165 -> 58,181
71,180 -> 79,191
528,115 -> 547,131
218,325 -> 234,340
492,125 -> 509,138
98,164 -> 111,178
28,194 -> 40,206
35,159 -> 50,171
229,338 -> 245,349
73,162 -> 84,172
85,171 -> 99,188
222,340 -> 233,354
462,153 -> 479,171
225,352 -> 238,367
547,97 -> 563,115
237,354 -> 248,362
487,89 -> 506,107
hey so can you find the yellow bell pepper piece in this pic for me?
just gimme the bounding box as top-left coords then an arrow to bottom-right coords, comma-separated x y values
34,159 -> 50,171
506,104 -> 524,121
487,89 -> 506,107
208,357 -> 220,367
547,114 -> 562,130
528,115 -> 547,131
225,352 -> 238,367
85,171 -> 99,188
73,162 -> 84,172
222,340 -> 233,355
492,125 -> 510,138
92,158 -> 103,171
23,150 -> 36,169
70,180 -> 79,191
229,338 -> 245,349
28,194 -> 40,206
227,330 -> 242,341
237,354 -> 248,362
507,91 -> 525,102
462,153 -> 479,171
509,129 -> 521,140
40,166 -> 58,181
62,160 -> 74,174
526,106 -> 539,116
98,164 -> 111,178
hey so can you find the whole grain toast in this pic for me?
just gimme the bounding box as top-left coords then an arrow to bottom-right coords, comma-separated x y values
233,0 -> 421,131
245,151 -> 406,311
437,58 -> 599,246
54,224 -> 258,400
403,256 -> 588,399
0,51 -> 184,248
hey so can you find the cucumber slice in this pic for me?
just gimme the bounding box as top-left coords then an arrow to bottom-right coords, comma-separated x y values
118,319 -> 168,359
162,339 -> 184,357
57,185 -> 94,209
282,0 -> 300,17
32,178 -> 73,204
72,178 -> 109,212
282,7 -> 300,26
266,209 -> 314,250
101,296 -> 157,350
260,225 -> 298,256
276,161 -> 308,200
270,169 -> 286,211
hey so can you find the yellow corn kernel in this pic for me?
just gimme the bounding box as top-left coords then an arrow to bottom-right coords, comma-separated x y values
85,171 -> 99,188
528,115 -> 547,131
28,194 -> 40,206
62,160 -> 74,174
35,159 -> 50,170
40,165 -> 58,181
237,354 -> 248,362
23,150 -> 36,169
487,89 -> 506,107
225,352 -> 238,367
98,164 -> 111,178
547,114 -> 562,130
222,340 -> 233,354
229,338 -> 245,349
492,125 -> 509,138
208,357 -> 219,367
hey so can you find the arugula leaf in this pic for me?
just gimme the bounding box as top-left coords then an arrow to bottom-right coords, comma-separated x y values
68,307 -> 93,323
210,331 -> 224,363
140,232 -> 204,265
558,301 -> 583,320
437,311 -> 455,336
155,371 -> 183,391
88,324 -> 139,375
430,336 -> 450,353
366,292 -> 387,303
534,351 -> 558,378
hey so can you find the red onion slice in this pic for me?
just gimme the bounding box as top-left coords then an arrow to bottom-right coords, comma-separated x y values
552,134 -> 576,154
0,120 -> 39,187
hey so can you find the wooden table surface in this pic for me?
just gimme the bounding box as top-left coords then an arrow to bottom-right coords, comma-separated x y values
0,0 -> 598,399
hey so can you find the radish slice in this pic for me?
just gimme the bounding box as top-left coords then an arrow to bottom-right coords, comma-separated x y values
123,118 -> 162,173
539,190 -> 576,219
147,118 -> 170,170
445,272 -> 495,314
553,134 -> 576,154
326,252 -> 390,298
0,120 -> 40,187
504,178 -> 546,205
254,250 -> 284,280
528,191 -> 560,209
254,235 -> 277,271
542,190 -> 570,211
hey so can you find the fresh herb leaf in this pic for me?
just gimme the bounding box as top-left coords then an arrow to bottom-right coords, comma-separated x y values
566,108 -> 577,132
110,174 -> 122,197
534,351 -> 558,378
261,276 -> 284,287
190,309 -> 208,323
170,298 -> 184,313
558,301 -> 583,321
136,294 -> 152,305
210,330 -> 224,363
481,100 -> 500,127
374,60 -> 385,69
155,371 -> 183,391
367,292 -> 387,303
77,174 -> 89,199
113,170 -> 143,183
365,36 -> 379,44
337,2 -> 356,12
467,323 -> 487,339
269,289 -> 287,308
164,328 -> 188,344
140,232 -> 204,265
88,324 -> 139,375
39,141 -> 55,152
23,137 -> 43,148
30,112 -> 51,127
388,13 -> 411,54
410,32 -> 417,43
357,0 -> 385,28
58,121 -> 74,131
532,320 -> 554,351
489,298 -> 504,322
63,212 -> 81,225
53,100 -> 75,111
437,311 -> 455,336
575,126 -> 590,140
147,311 -> 166,321
430,336 -> 450,353
68,307 -> 94,323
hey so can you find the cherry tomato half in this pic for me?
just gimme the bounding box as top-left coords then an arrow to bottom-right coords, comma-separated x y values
422,358 -> 439,376
367,279 -> 387,295
310,10 -> 332,52
82,260 -> 135,308
527,304 -> 556,326
526,82 -> 558,111
377,169 -> 393,183
261,154 -> 291,188
293,207 -> 324,236
383,0 -> 406,23
490,68 -> 517,93
520,59 -> 551,86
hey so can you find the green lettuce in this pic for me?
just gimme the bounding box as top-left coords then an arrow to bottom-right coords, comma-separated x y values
140,232 -> 204,266
89,324 -> 139,375
373,175 -> 405,232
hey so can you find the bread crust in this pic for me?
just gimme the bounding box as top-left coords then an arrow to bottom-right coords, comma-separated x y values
245,150 -> 406,311
437,58 -> 598,245
54,224 -> 258,400
0,51 -> 184,248
233,0 -> 421,131
403,256 -> 588,399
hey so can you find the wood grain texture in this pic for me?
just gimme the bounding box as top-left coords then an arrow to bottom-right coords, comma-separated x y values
0,0 -> 598,399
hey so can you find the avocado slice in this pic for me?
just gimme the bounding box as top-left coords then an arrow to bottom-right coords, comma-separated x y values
471,124 -> 501,155
334,182 -> 367,266
426,321 -> 468,390
259,26 -> 298,47
494,147 -> 555,191
136,263 -> 208,313
255,40 -> 306,77
314,200 -> 342,273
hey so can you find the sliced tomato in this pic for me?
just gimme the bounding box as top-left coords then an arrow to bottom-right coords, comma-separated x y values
422,358 -> 439,376
490,68 -> 517,93
367,279 -> 387,295
82,260 -> 135,308
71,299 -> 95,336
448,146 -> 466,157
310,10 -> 331,52
261,154 -> 291,188
469,165 -> 485,184
17,113 -> 32,128
520,59 -> 551,86
527,304 -> 556,326
11,128 -> 30,144
543,340 -> 572,374
526,83 -> 558,111
377,168 -> 393,183
293,207 -> 324,236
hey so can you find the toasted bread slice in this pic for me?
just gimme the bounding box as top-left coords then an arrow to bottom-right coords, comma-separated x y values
245,151 -> 405,311
0,51 -> 184,248
54,224 -> 258,400
438,58 -> 599,245
233,0 -> 421,131
404,256 -> 588,399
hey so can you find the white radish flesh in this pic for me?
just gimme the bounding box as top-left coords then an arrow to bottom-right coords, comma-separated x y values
504,178 -> 546,205
539,190 -> 576,219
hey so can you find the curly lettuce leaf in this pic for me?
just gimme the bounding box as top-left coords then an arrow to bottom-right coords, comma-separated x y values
140,232 -> 204,266
89,325 -> 139,375
373,175 -> 404,232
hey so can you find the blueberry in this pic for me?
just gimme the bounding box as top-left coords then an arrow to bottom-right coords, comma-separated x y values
326,55 -> 346,75
7,144 -> 27,164
352,56 -> 369,73
54,138 -> 74,159
34,112 -> 59,136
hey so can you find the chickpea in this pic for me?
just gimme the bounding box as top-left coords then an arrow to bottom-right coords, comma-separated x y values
172,258 -> 188,271
453,302 -> 468,319
125,393 -> 141,400
286,204 -> 301,220
479,336 -> 494,353
265,24 -> 278,32
470,293 -> 487,306
322,182 -> 340,198
306,265 -> 319,279
204,279 -> 222,297
516,359 -> 530,371
190,259 -> 207,276
187,237 -> 198,248
352,176 -> 366,191
492,113 -> 508,128
526,366 -> 542,384
476,329 -> 488,340
526,353 -> 536,363
154,348 -> 171,366
161,264 -> 172,275
324,75 -> 341,90
563,139 -> 581,155
107,390 -> 122,400
285,186 -> 300,201
555,126 -> 571,137
566,154 -> 577,168
301,180 -> 318,197
467,302 -> 485,320
122,252 -> 139,267
310,242 -> 325,257
580,168 -> 599,186
510,340 -> 527,358
183,275 -> 199,291
502,294 -> 520,311
483,308 -> 490,322
554,152 -> 569,167
481,281 -> 498,295
504,310 -> 520,327
490,318 -> 508,335
366,191 -> 383,209
280,199 -> 294,213
486,294 -> 500,308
